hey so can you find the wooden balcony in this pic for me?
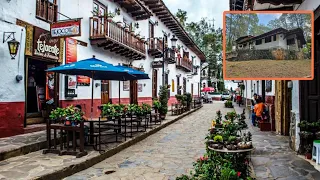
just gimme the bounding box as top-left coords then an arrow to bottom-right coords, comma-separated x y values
148,38 -> 163,58
36,0 -> 58,22
164,48 -> 175,64
89,16 -> 146,60
176,57 -> 192,72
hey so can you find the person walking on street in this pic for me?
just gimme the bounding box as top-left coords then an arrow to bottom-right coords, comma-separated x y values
251,93 -> 258,126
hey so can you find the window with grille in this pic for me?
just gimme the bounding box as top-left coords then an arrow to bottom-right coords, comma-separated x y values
36,0 -> 58,22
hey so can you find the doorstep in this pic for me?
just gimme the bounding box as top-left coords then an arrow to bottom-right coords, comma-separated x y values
0,106 -> 202,180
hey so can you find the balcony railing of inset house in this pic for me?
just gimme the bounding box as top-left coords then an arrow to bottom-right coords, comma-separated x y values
176,57 -> 193,72
148,38 -> 163,58
89,16 -> 146,60
164,48 -> 175,64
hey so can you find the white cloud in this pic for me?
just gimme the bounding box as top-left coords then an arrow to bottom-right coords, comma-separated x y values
162,0 -> 229,28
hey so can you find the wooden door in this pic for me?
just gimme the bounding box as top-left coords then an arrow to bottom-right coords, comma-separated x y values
152,69 -> 158,98
275,80 -> 290,135
300,17 -> 320,123
101,80 -> 110,104
183,78 -> 187,94
130,80 -> 138,104
191,83 -> 194,97
177,76 -> 181,95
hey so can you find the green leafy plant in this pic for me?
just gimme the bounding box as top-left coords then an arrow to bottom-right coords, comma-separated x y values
127,104 -> 137,114
101,103 -> 113,117
214,135 -> 223,143
158,85 -> 169,115
224,100 -> 233,108
216,110 -> 222,124
228,136 -> 237,142
153,99 -> 161,110
135,105 -> 144,117
142,103 -> 152,114
220,167 -> 237,180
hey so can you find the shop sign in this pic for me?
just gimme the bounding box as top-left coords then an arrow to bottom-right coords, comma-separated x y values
33,27 -> 60,60
66,38 -> 77,64
151,61 -> 163,68
16,19 -> 34,56
50,19 -> 81,38
68,76 -> 77,89
77,75 -> 90,86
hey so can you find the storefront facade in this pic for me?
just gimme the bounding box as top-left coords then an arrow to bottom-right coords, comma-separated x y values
0,0 -> 204,138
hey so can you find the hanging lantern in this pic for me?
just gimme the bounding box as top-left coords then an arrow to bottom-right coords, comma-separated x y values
3,32 -> 20,60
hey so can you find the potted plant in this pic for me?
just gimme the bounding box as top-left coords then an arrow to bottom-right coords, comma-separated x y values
158,85 -> 169,120
213,135 -> 224,149
298,120 -> 308,131
107,12 -> 115,22
124,24 -> 130,32
135,105 -> 144,119
185,93 -> 192,110
127,104 -> 137,115
142,103 -> 152,115
305,144 -> 312,159
101,103 -> 114,120
153,99 -> 161,113
117,21 -> 123,28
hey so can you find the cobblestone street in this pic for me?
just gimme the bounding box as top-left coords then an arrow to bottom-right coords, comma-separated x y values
233,105 -> 320,180
65,102 -> 229,180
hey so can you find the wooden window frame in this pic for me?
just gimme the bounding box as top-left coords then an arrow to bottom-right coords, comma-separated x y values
93,0 -> 107,16
265,36 -> 272,43
256,39 -> 262,45
36,0 -> 58,23
273,35 -> 277,41
287,38 -> 295,45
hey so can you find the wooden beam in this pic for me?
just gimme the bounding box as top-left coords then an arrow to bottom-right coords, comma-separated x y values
152,8 -> 165,13
126,6 -> 141,13
144,0 -> 159,5
155,11 -> 168,16
149,4 -> 163,9
132,11 -> 146,17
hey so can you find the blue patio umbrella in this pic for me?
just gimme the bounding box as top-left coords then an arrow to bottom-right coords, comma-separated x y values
46,56 -> 136,119
115,65 -> 150,104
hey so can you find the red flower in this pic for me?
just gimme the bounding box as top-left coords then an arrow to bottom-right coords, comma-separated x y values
237,172 -> 241,177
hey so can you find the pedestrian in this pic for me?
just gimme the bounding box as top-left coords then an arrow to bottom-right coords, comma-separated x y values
251,93 -> 258,126
254,96 -> 265,125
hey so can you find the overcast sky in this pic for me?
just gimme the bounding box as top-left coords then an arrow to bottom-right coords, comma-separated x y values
162,0 -> 229,28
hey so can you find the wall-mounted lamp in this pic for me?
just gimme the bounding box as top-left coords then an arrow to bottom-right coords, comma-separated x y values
176,74 -> 181,78
95,82 -> 100,87
165,69 -> 170,74
115,8 -> 121,15
143,83 -> 146,87
170,35 -> 177,50
3,32 -> 20,59
135,22 -> 139,29
287,81 -> 293,89
154,21 -> 159,26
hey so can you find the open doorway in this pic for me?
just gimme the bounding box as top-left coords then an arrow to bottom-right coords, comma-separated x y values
26,58 -> 59,125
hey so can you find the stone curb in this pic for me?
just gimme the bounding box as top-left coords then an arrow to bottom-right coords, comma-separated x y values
34,106 -> 203,180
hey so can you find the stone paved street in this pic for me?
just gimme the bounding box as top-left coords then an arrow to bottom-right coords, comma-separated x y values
65,102 -> 229,180
233,105 -> 320,180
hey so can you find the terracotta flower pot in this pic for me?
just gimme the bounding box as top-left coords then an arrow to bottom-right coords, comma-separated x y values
305,153 -> 312,159
160,114 -> 166,120
65,120 -> 71,126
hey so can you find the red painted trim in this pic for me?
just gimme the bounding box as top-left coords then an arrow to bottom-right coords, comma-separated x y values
0,102 -> 25,138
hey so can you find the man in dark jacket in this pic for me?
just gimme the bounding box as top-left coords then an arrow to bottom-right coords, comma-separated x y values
251,93 -> 258,126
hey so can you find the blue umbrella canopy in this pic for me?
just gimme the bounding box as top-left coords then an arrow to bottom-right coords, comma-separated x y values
46,57 -> 136,81
115,65 -> 150,80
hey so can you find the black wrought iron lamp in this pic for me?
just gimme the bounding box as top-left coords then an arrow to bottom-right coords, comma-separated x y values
3,32 -> 20,60
161,34 -> 178,86
115,8 -> 121,15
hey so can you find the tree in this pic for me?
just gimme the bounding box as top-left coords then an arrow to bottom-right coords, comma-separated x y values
176,9 -> 187,27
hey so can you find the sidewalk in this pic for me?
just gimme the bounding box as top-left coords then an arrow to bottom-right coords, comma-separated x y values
233,103 -> 320,179
0,107 -> 202,180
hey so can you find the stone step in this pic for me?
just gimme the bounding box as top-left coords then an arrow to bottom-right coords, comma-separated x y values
0,107 -> 202,180
0,131 -> 47,162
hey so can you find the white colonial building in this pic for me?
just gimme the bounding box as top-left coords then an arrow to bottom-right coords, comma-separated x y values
0,0 -> 205,137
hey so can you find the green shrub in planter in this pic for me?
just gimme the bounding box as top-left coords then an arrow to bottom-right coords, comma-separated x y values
224,100 -> 233,108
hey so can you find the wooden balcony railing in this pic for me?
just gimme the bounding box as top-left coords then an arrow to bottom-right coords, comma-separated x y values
147,38 -> 163,58
176,57 -> 193,72
89,16 -> 146,56
165,48 -> 175,64
36,0 -> 58,22
148,38 -> 163,52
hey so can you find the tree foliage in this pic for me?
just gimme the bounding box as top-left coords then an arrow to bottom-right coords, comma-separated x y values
175,10 -> 223,87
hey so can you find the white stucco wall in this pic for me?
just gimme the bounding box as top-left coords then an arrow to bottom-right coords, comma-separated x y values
294,0 -> 320,11
0,0 -> 202,105
254,34 -> 287,50
0,20 -> 25,102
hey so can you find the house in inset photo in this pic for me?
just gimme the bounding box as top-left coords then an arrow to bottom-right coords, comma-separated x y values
225,13 -> 312,79
234,27 -> 306,51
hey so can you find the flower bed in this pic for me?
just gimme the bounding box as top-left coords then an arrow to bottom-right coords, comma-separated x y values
176,110 -> 254,180
224,100 -> 234,108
